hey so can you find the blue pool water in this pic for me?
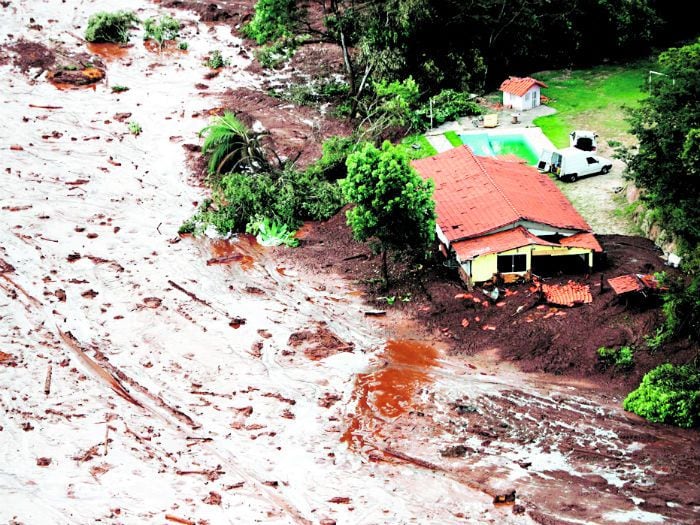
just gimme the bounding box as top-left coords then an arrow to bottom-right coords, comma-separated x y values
458,133 -> 539,165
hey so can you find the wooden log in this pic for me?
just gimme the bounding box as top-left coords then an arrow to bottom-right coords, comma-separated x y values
44,364 -> 52,396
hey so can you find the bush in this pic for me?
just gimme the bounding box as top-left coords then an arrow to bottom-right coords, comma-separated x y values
415,89 -> 484,128
304,135 -> 358,181
647,270 -> 700,350
85,11 -> 139,44
597,346 -> 635,371
143,15 -> 180,49
181,169 -> 343,237
206,50 -> 228,69
255,37 -> 298,69
241,0 -> 299,44
623,363 -> 700,428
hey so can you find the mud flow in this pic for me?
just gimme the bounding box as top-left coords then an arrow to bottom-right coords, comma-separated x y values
0,1 -> 698,524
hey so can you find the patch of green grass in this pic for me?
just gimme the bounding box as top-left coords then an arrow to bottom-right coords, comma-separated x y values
111,85 -> 129,93
397,134 -> 437,160
533,62 -> 650,148
443,130 -> 463,148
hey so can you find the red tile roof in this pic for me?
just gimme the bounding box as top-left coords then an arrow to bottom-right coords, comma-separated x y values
452,226 -> 555,260
542,281 -> 592,307
411,146 -> 592,244
499,77 -> 548,97
608,274 -> 663,295
560,232 -> 603,252
608,274 -> 643,295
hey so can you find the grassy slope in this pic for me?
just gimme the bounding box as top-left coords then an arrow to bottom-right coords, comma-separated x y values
398,133 -> 438,159
533,62 -> 650,148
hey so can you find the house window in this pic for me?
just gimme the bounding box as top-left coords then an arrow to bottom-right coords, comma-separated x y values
497,254 -> 526,273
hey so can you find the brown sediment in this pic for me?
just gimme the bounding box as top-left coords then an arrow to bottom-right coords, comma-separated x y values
86,42 -> 129,61
143,39 -> 187,55
208,235 -> 260,271
341,340 -> 438,451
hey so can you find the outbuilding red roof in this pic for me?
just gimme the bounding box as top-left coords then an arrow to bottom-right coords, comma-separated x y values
411,146 -> 592,244
452,226 -> 555,260
499,76 -> 548,97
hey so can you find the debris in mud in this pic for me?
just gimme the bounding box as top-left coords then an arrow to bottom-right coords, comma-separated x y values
493,489 -> 516,504
81,289 -> 99,299
288,322 -> 354,361
0,352 -> 17,366
47,51 -> 107,87
318,392 -> 341,408
440,445 -> 473,458
36,457 -> 52,467
6,39 -> 56,72
143,297 -> 162,308
229,317 -> 246,328
541,280 -> 592,307
9,144 -> 24,151
328,496 -> 351,504
202,491 -> 222,505
113,112 -> 132,122
0,258 -> 15,273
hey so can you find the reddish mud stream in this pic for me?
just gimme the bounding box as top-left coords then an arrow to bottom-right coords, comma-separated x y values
207,235 -> 259,271
86,42 -> 129,60
342,340 -> 438,451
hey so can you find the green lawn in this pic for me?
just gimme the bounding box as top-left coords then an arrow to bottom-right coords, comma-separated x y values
398,133 -> 438,159
443,130 -> 463,147
533,62 -> 650,148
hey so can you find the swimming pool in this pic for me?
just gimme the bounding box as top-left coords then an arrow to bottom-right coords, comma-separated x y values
458,132 -> 540,165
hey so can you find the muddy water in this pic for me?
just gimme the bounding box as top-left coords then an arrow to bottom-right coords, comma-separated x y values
1,2 -> 698,524
86,42 -> 130,61
0,2 -> 521,524
342,340 -> 438,450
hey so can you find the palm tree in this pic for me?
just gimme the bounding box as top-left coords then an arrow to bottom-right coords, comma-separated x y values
199,112 -> 271,180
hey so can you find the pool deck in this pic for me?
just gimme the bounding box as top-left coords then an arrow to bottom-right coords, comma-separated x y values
425,104 -> 557,155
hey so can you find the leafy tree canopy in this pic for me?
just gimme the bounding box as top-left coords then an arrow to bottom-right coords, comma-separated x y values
623,363 -> 700,428
341,141 -> 436,282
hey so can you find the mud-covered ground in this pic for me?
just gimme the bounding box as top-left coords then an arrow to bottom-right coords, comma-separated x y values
1,1 -> 699,524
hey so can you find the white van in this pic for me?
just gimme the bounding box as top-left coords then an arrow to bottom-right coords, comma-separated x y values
537,147 -> 612,182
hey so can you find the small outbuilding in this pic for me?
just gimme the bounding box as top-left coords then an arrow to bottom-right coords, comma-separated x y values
412,146 -> 603,285
499,76 -> 547,111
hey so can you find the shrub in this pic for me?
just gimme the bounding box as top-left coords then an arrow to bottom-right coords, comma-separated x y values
623,363 -> 700,428
597,346 -> 634,371
415,89 -> 484,128
85,11 -> 139,44
241,0 -> 299,45
255,37 -> 297,69
246,216 -> 299,247
179,41 -> 189,50
304,135 -> 358,181
111,85 -> 129,93
647,271 -> 700,350
206,50 -> 228,69
128,121 -> 142,136
143,15 -> 180,50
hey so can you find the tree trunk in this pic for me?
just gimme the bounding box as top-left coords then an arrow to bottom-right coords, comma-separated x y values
381,247 -> 389,289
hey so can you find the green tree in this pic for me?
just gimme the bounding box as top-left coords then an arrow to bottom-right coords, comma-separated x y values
341,141 -> 436,284
625,40 -> 700,346
199,112 -> 272,181
623,363 -> 700,428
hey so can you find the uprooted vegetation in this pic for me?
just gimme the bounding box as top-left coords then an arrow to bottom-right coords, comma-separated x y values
84,10 -> 140,43
179,113 -> 345,239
